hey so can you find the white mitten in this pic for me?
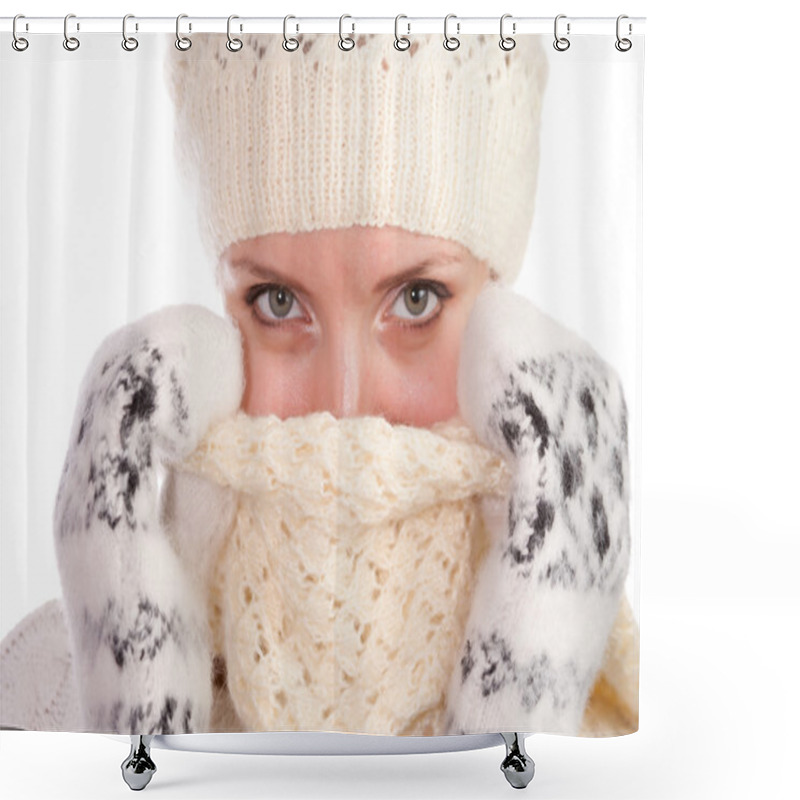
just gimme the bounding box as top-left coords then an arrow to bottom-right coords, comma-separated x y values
444,284 -> 631,735
53,304 -> 244,734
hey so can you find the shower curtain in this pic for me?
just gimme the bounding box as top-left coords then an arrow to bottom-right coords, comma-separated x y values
0,17 -> 644,739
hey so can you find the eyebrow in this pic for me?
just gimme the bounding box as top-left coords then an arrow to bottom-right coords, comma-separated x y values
230,252 -> 462,296
231,260 -> 312,296
373,253 -> 462,293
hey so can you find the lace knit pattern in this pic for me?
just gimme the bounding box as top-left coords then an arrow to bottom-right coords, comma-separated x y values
178,411 -> 512,735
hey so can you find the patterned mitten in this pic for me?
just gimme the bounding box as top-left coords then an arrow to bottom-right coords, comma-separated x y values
444,284 -> 631,735
53,305 -> 244,734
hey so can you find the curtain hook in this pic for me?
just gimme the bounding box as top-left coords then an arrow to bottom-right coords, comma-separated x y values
553,14 -> 570,51
443,14 -> 460,51
122,14 -> 139,52
175,14 -> 192,50
12,14 -> 29,52
283,15 -> 299,52
227,15 -> 243,52
499,13 -> 516,51
63,13 -> 80,51
615,15 -> 632,52
339,14 -> 355,51
394,14 -> 410,51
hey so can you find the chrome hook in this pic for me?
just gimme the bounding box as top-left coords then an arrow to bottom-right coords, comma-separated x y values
499,14 -> 516,51
175,14 -> 192,50
394,14 -> 410,51
227,14 -> 243,52
63,13 -> 80,51
615,15 -> 632,52
12,14 -> 29,52
553,14 -> 570,52
283,15 -> 299,52
122,14 -> 139,52
339,14 -> 355,51
444,13 -> 460,51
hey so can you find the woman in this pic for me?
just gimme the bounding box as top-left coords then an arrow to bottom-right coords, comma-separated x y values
0,31 -> 637,737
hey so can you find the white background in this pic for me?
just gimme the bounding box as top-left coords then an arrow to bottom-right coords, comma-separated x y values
1,1 -> 798,799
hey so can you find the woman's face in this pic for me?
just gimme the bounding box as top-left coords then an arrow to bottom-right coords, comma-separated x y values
220,225 -> 490,427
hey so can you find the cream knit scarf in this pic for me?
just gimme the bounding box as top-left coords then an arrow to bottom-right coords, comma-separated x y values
172,410 -> 637,736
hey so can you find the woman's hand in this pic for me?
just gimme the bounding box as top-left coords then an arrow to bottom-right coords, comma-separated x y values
53,305 -> 243,734
445,284 -> 631,734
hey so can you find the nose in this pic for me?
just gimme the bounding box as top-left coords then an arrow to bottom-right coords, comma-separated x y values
314,323 -> 367,418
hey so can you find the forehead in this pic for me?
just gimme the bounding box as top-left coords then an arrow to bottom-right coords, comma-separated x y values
223,226 -> 474,292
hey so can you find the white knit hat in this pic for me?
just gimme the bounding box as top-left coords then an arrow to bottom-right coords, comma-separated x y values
166,31 -> 548,285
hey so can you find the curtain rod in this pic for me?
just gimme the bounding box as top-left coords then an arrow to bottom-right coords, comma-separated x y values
1,16 -> 646,37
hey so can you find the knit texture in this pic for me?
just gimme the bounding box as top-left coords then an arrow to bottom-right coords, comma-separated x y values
169,409 -> 638,737
165,32 -> 549,285
0,284 -> 638,736
0,396 -> 637,736
51,304 -> 245,734
0,590 -> 638,734
0,599 -> 82,731
176,411 -> 511,735
443,285 -> 633,735
580,595 -> 639,736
